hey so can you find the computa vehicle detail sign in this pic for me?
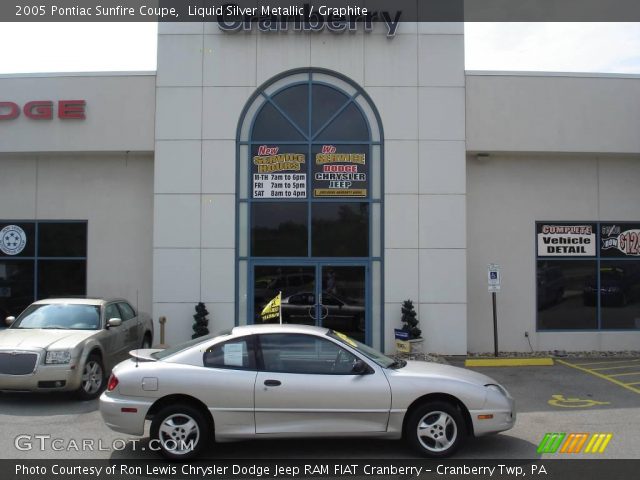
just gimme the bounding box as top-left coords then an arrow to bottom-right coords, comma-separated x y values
252,145 -> 306,198
537,224 -> 595,256
313,145 -> 368,197
601,223 -> 640,256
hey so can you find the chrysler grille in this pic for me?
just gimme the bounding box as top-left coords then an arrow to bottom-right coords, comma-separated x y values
0,352 -> 38,375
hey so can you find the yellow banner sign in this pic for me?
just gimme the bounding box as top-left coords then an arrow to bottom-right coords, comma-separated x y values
260,292 -> 281,322
314,189 -> 367,197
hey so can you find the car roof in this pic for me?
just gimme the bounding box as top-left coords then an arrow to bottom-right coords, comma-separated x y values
230,323 -> 330,336
31,297 -> 126,306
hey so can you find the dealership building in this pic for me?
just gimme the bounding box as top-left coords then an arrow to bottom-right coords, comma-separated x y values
1,21 -> 639,354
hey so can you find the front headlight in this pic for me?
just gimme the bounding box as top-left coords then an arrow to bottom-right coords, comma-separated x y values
45,350 -> 71,364
485,383 -> 509,397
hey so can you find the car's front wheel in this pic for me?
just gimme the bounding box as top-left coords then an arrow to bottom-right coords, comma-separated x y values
150,404 -> 210,460
77,354 -> 105,400
406,401 -> 466,457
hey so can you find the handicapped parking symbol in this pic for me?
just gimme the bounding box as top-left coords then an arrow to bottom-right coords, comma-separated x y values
548,394 -> 610,408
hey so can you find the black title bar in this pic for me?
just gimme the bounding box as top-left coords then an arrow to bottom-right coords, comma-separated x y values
3,0 -> 640,22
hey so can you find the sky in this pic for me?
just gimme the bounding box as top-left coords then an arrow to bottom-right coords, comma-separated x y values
0,22 -> 639,75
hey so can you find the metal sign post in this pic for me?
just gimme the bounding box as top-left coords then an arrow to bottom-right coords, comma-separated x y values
487,264 -> 501,357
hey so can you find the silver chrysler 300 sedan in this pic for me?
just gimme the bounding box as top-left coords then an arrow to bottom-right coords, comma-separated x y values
0,298 -> 153,399
100,324 -> 515,459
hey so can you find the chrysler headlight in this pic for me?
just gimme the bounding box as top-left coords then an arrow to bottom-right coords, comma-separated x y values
486,383 -> 509,397
45,350 -> 71,364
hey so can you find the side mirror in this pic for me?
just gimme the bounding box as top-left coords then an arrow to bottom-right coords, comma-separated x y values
5,316 -> 15,326
352,359 -> 370,375
106,317 -> 122,328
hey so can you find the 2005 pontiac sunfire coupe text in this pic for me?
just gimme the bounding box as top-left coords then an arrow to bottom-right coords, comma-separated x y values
100,324 -> 515,459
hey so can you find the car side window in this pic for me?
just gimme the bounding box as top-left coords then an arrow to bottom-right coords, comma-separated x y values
104,304 -> 120,324
117,302 -> 136,321
203,337 -> 256,371
259,333 -> 359,375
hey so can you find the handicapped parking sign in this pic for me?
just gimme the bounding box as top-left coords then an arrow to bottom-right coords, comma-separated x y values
488,264 -> 501,292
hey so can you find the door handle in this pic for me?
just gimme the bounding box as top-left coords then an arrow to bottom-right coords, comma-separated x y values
264,379 -> 281,387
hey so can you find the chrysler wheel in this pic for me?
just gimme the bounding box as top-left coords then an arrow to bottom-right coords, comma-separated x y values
77,355 -> 104,400
406,401 -> 465,457
151,404 -> 210,460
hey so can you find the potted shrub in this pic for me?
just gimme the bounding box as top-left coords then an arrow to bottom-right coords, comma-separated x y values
401,299 -> 423,354
192,302 -> 210,339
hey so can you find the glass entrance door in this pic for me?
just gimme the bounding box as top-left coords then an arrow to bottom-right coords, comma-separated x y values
252,263 -> 367,343
319,266 -> 366,342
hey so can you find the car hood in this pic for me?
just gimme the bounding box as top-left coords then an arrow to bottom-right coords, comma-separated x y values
0,328 -> 97,350
389,360 -> 497,386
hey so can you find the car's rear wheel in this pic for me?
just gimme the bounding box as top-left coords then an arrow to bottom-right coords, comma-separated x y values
406,401 -> 466,457
150,404 -> 210,460
77,354 -> 105,400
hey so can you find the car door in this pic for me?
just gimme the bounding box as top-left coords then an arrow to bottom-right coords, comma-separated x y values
102,303 -> 127,366
117,302 -> 140,351
254,332 -> 391,434
200,336 -> 258,437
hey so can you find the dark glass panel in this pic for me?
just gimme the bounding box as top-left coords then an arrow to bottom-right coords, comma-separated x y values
37,260 -> 86,300
312,203 -> 369,257
537,260 -> 597,329
599,261 -> 640,329
272,84 -> 309,135
38,222 -> 87,257
259,333 -> 357,374
316,103 -> 369,141
252,102 -> 305,141
0,260 -> 34,320
254,265 -> 315,325
311,85 -> 349,137
117,302 -> 136,321
0,222 -> 35,257
251,203 -> 308,257
203,338 -> 255,370
321,265 -> 365,342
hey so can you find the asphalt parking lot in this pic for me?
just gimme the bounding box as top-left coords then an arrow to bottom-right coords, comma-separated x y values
0,357 -> 638,460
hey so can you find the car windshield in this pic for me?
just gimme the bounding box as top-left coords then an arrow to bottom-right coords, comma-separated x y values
328,330 -> 397,368
151,331 -> 229,360
12,304 -> 101,330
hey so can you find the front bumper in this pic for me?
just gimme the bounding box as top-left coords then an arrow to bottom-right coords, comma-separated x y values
100,391 -> 153,436
470,396 -> 516,436
0,364 -> 83,392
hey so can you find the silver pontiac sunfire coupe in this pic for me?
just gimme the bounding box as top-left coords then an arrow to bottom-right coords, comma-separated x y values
100,324 -> 515,459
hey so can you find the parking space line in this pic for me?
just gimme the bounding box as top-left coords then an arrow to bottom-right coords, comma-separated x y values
590,364 -> 640,371
608,372 -> 640,377
556,359 -> 640,395
572,359 -> 640,367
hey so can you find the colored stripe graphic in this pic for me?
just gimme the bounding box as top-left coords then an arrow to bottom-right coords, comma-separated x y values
537,433 -> 566,453
540,433 -> 613,454
584,433 -> 613,453
560,433 -> 589,453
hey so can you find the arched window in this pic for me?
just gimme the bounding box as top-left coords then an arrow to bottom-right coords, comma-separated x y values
236,69 -> 384,347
